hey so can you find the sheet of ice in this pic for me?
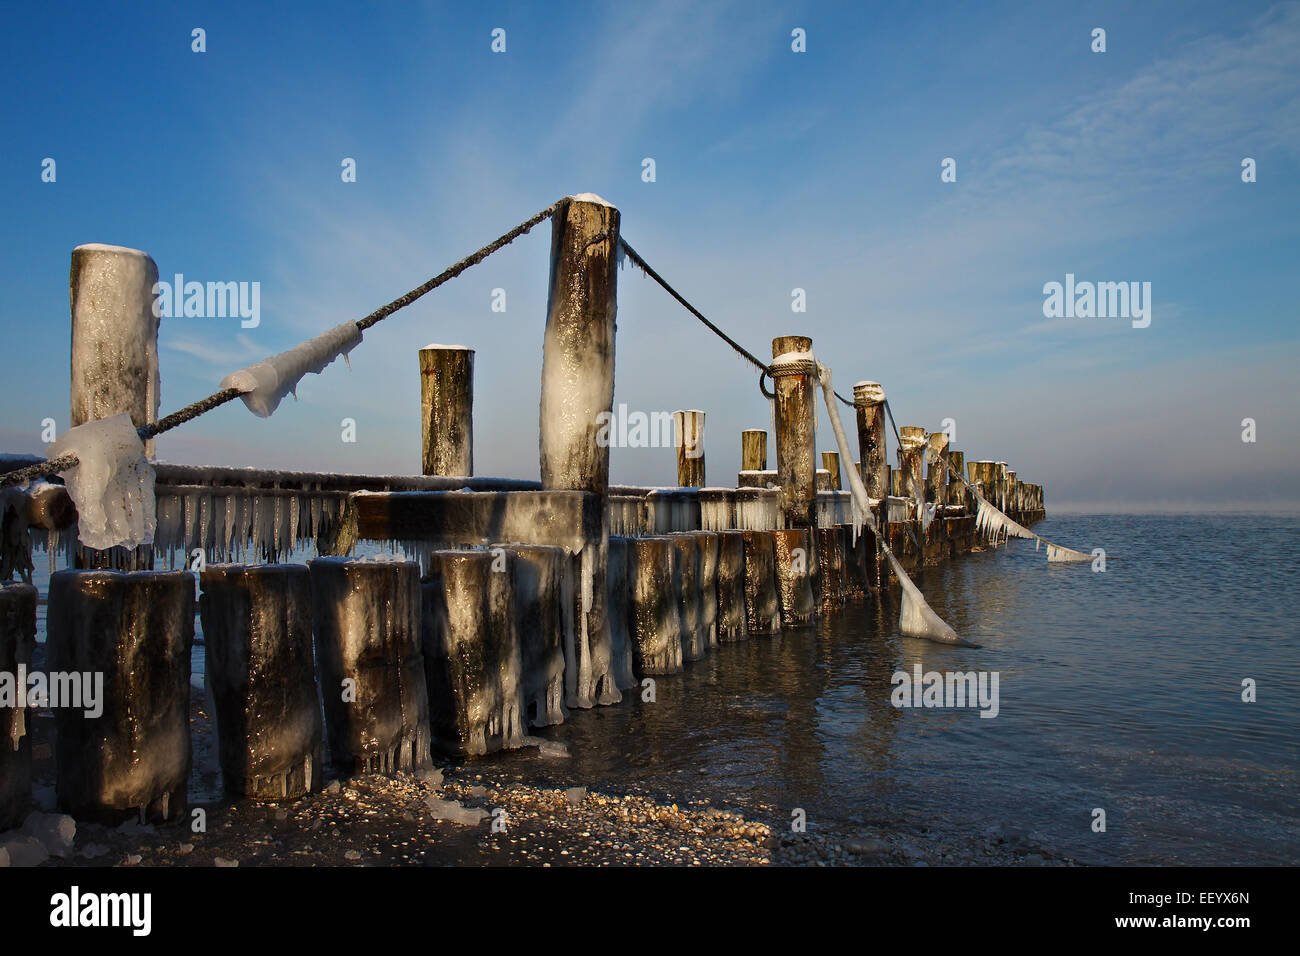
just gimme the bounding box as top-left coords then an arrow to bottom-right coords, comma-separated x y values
48,413 -> 156,550
221,321 -> 362,418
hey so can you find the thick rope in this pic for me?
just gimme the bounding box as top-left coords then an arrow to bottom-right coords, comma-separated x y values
0,200 -> 570,490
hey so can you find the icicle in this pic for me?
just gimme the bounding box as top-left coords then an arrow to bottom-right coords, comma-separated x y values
289,494 -> 300,554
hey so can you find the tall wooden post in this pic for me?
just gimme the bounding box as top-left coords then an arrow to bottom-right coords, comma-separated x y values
538,194 -> 620,707
70,244 -> 160,457
741,429 -> 767,471
771,336 -> 816,530
69,244 -> 161,570
852,381 -> 887,500
672,409 -> 706,487
419,345 -> 474,476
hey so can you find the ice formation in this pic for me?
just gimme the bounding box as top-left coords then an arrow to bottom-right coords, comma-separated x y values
48,413 -> 156,550
220,321 -> 362,418
816,362 -> 971,647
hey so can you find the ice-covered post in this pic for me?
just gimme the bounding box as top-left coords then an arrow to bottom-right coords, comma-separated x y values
996,462 -> 1009,512
47,570 -> 193,823
715,531 -> 747,642
771,336 -> 817,530
198,565 -> 322,800
70,244 -> 161,457
740,530 -> 781,635
741,429 -> 768,472
419,345 -> 474,477
539,194 -> 620,707
507,544 -> 570,727
626,536 -> 684,674
898,427 -> 927,502
0,582 -> 36,830
947,450 -> 967,511
673,409 -> 706,487
925,432 -> 949,507
68,244 -> 161,570
821,452 -> 842,491
852,382 -> 887,500
310,558 -> 432,773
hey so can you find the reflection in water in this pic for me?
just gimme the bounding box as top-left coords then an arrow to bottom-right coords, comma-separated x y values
489,515 -> 1300,866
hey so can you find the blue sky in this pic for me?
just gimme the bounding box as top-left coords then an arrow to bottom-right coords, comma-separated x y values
2,0 -> 1297,510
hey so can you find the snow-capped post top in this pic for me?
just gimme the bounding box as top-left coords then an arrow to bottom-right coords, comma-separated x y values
48,413 -> 157,550
72,242 -> 153,257
852,381 -> 886,405
220,321 -> 362,418
568,192 -> 615,207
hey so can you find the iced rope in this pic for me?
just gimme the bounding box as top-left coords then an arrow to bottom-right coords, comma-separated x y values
817,360 -> 973,646
0,199 -> 571,489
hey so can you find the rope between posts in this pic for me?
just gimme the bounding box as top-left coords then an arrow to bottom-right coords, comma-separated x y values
0,199 -> 572,490
618,237 -> 859,407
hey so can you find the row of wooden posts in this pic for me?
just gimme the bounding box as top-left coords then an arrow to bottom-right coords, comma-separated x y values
0,197 -> 1045,828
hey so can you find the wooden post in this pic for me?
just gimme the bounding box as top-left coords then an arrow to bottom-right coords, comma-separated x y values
670,534 -> 706,661
47,570 -> 192,823
605,537 -> 638,690
421,550 -> 526,754
771,336 -> 817,530
740,531 -> 781,635
816,526 -> 846,609
419,345 -> 474,477
0,583 -> 36,830
715,531 -> 747,642
672,409 -> 706,487
995,462 -> 1009,512
198,565 -> 322,800
538,195 -> 620,708
821,452 -> 842,490
507,544 -> 570,726
925,432 -> 949,506
947,450 -> 968,511
69,244 -> 161,571
627,536 -> 684,675
898,427 -> 927,501
741,429 -> 767,471
772,528 -> 815,627
70,244 -> 161,457
311,558 -> 433,769
1006,470 -> 1018,516
852,381 -> 887,500
694,531 -> 720,651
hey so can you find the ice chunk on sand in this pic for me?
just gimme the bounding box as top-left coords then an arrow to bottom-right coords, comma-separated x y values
221,321 -> 362,418
48,413 -> 156,550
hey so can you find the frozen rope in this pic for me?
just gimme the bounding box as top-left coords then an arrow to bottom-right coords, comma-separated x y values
947,458 -> 1093,562
0,199 -> 571,489
816,360 -> 974,647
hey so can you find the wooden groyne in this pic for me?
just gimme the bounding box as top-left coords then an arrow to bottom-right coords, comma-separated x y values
0,195 -> 1048,825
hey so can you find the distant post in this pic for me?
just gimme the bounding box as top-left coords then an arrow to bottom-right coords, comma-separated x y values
419,345 -> 474,476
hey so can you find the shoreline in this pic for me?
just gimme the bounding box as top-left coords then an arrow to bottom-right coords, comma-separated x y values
4,699 -> 1075,868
